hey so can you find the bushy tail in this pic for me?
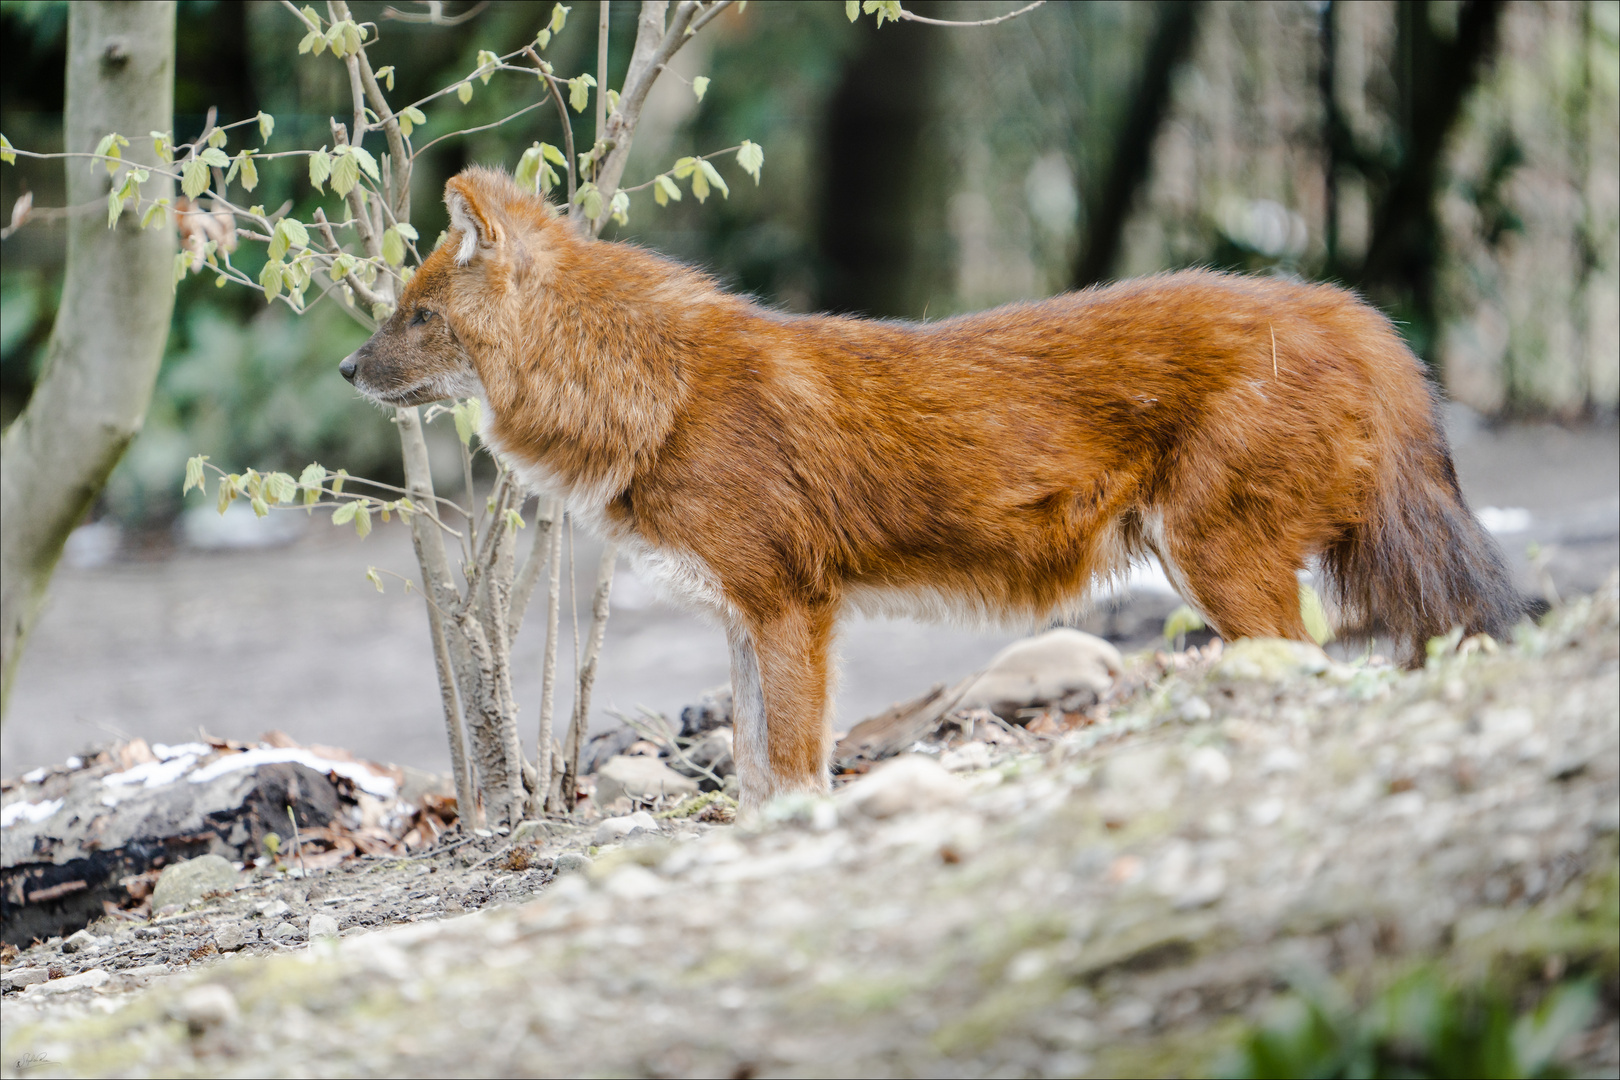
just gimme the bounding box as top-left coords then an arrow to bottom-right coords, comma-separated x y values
1324,402 -> 1531,666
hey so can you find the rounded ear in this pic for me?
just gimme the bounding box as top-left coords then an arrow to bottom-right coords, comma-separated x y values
444,172 -> 505,266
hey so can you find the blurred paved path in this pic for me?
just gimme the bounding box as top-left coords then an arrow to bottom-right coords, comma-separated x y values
5,419 -> 1615,776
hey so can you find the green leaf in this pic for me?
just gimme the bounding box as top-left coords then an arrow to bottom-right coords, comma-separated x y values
93,133 -> 127,174
692,76 -> 710,102
342,19 -> 363,55
198,146 -> 230,169
331,500 -> 358,526
671,155 -> 698,180
299,463 -> 325,507
238,153 -> 259,192
452,397 -> 481,446
608,190 -> 629,226
846,0 -> 859,20
182,158 -> 210,199
267,223 -> 290,262
308,149 -> 332,192
183,455 -> 209,496
330,150 -> 361,197
141,198 -> 168,230
541,142 -> 567,167
207,127 -> 228,150
149,131 -> 172,163
382,226 -> 406,266
366,566 -> 385,592
536,28 -> 552,49
736,140 -> 764,183
354,503 -> 372,538
331,468 -> 348,496
0,134 -> 14,166
372,301 -> 393,322
395,497 -> 415,522
172,250 -> 190,292
698,158 -> 729,199
326,23 -> 348,57
504,508 -> 526,531
298,28 -> 323,55
251,495 -> 270,518
1299,582 -> 1334,645
107,189 -> 125,228
457,80 -> 474,105
259,259 -> 284,302
863,0 -> 903,26
216,474 -> 236,514
568,73 -> 595,113
606,88 -> 620,113
654,174 -> 681,206
476,49 -> 500,84
398,105 -> 426,139
258,111 -> 274,143
573,181 -> 602,221
515,143 -> 544,194
395,222 -> 418,241
689,164 -> 710,203
349,145 -> 381,181
375,65 -> 395,92
1162,604 -> 1206,643
267,472 -> 299,505
549,3 -> 570,33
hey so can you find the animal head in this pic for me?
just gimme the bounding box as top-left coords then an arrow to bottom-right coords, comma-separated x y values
339,167 -> 569,406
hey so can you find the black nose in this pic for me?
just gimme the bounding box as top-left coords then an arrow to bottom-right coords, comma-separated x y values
339,356 -> 357,382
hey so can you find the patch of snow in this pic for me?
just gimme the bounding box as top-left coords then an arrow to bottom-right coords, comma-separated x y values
104,755 -> 199,788
21,767 -> 48,784
2,798 -> 63,828
187,747 -> 397,799
151,742 -> 211,761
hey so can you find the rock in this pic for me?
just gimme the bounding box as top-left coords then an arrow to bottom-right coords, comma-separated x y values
22,968 -> 109,996
959,629 -> 1123,722
169,984 -> 239,1033
509,819 -> 551,846
1185,746 -> 1232,786
1211,638 -> 1330,682
679,685 -> 733,737
939,741 -> 994,773
257,898 -> 291,919
2,967 -> 49,991
580,723 -> 641,776
269,921 -> 300,944
61,928 -> 97,954
595,756 -> 700,807
307,914 -> 340,941
838,755 -> 969,819
595,810 -> 659,845
214,924 -> 246,952
151,854 -> 238,913
671,728 -> 735,790
555,852 -> 593,874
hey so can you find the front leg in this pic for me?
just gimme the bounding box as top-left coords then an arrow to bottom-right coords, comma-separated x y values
726,600 -> 837,810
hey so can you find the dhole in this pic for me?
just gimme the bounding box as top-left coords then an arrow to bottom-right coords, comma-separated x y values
342,167 -> 1527,808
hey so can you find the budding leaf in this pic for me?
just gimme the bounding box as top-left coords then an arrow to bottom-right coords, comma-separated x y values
308,148 -> 332,192
568,73 -> 595,113
349,145 -> 381,181
298,28 -> 324,55
549,3 -> 570,33
398,105 -> 426,139
375,65 -> 396,92
198,147 -> 230,168
671,156 -> 697,180
1299,582 -> 1334,645
354,503 -> 372,538
382,226 -> 406,267
93,133 -> 128,174
863,0 -> 903,26
366,566 -> 384,592
476,49 -> 500,85
207,127 -> 228,150
299,462 -> 325,508
331,500 -> 358,525
331,468 -> 348,495
259,259 -> 284,302
258,111 -> 274,143
504,508 -> 525,531
698,159 -> 729,200
573,181 -> 602,221
106,189 -> 124,227
0,134 -> 14,166
183,455 -> 209,496
736,140 -> 764,183
690,164 -> 711,203
1162,604 -> 1206,643
251,495 -> 270,518
141,198 -> 169,230
452,399 -> 479,445
150,131 -> 172,163
846,0 -> 859,20
268,472 -> 299,504
515,143 -> 544,194
608,189 -> 629,226
654,174 -> 681,206
457,80 -> 474,105
238,152 -> 259,192
692,76 -> 710,102
172,250 -> 190,291
536,28 -> 552,49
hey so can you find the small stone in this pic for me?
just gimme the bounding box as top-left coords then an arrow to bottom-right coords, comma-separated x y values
1176,696 -> 1213,723
595,756 -> 700,807
121,964 -> 170,985
838,755 -> 968,819
170,983 -> 239,1033
307,914 -> 340,941
555,852 -> 593,874
269,921 -> 300,943
214,924 -> 246,952
23,968 -> 109,996
151,855 -> 238,913
595,810 -> 659,845
257,899 -> 291,919
2,967 -> 49,990
509,819 -> 551,845
959,629 -> 1123,721
61,929 -> 97,954
1185,746 -> 1231,786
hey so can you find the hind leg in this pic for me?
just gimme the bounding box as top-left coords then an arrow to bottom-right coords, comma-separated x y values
1153,523 -> 1311,644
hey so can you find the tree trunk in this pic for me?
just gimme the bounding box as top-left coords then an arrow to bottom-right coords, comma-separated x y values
0,2 -> 177,718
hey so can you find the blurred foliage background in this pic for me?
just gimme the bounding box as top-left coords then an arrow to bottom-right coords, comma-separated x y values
1,0 -> 1616,531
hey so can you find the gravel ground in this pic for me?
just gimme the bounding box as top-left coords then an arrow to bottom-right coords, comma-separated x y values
2,576 -> 1615,1078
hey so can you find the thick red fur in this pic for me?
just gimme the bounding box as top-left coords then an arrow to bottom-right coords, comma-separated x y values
343,167 -> 1527,806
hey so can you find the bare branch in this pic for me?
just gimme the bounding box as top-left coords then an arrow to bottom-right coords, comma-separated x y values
410,98 -> 548,160
896,0 -> 1045,27
381,0 -> 489,25
311,207 -> 388,309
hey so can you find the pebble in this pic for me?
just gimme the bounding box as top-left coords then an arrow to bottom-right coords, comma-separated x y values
214,924 -> 247,952
2,967 -> 49,991
838,755 -> 968,819
1185,746 -> 1231,786
151,854 -> 238,912
555,852 -> 593,874
169,984 -> 239,1033
509,819 -> 551,845
595,810 -> 659,845
61,928 -> 97,954
269,921 -> 300,943
22,968 -> 109,996
959,628 -> 1123,719
308,914 -> 340,941
594,756 -> 700,806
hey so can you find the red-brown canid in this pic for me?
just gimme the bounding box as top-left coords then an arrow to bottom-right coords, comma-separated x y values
341,167 -> 1527,808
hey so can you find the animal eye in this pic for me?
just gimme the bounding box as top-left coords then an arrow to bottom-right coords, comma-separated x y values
410,308 -> 434,327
